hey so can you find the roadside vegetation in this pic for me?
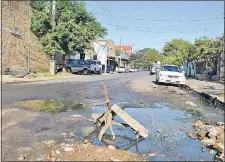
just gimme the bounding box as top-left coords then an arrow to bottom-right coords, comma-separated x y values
130,34 -> 224,69
30,0 -> 107,57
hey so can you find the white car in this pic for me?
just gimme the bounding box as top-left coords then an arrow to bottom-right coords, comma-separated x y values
130,68 -> 138,72
88,60 -> 102,74
156,65 -> 186,85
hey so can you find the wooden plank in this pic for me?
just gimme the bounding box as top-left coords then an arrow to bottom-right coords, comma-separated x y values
92,113 -> 105,124
111,104 -> 150,138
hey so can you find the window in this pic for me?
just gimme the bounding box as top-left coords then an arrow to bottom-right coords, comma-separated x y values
97,61 -> 101,65
161,66 -> 181,73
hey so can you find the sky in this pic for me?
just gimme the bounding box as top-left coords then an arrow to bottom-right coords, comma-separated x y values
86,1 -> 224,52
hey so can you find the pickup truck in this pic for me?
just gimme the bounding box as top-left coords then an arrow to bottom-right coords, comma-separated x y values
87,60 -> 102,74
66,59 -> 91,75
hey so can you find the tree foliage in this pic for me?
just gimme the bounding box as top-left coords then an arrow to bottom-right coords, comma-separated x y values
130,48 -> 162,69
162,39 -> 195,65
30,0 -> 107,56
130,34 -> 223,68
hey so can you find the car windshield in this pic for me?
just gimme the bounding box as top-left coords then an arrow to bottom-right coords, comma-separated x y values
162,65 -> 181,72
66,59 -> 74,64
153,64 -> 160,69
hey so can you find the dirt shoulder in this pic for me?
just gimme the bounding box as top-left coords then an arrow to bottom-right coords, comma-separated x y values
1,74 -> 78,84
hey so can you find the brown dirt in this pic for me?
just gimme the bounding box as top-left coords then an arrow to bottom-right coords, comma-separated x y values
47,142 -> 146,161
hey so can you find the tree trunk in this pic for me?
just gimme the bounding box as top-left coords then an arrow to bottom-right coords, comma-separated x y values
50,59 -> 56,75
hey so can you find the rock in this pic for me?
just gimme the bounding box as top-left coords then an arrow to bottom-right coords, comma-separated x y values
51,157 -> 57,161
217,122 -> 224,126
107,145 -> 116,150
110,158 -> 121,161
208,126 -> 221,138
69,132 -> 75,137
201,139 -> 216,146
148,152 -> 158,157
64,147 -> 73,152
213,143 -> 224,152
185,101 -> 197,107
71,114 -> 82,118
55,150 -> 60,155
209,149 -> 216,155
43,140 -> 56,145
18,156 -> 25,161
83,139 -> 91,144
186,130 -> 197,139
193,120 -> 204,128
197,131 -> 207,140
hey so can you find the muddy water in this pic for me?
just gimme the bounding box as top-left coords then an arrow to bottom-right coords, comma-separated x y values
79,103 -> 214,161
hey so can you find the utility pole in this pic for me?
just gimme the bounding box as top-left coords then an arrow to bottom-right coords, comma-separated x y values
116,27 -> 126,66
50,0 -> 56,75
28,1 -> 31,74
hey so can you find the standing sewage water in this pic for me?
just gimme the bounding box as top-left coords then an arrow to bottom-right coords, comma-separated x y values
84,103 -> 214,161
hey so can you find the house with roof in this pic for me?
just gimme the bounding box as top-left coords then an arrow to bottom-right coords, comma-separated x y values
93,39 -> 117,73
115,45 -> 133,56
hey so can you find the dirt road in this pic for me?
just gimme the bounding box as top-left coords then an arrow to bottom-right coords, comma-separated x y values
2,71 -> 224,161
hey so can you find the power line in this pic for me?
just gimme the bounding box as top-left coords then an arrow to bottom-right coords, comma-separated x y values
100,21 -> 207,33
93,12 -> 223,22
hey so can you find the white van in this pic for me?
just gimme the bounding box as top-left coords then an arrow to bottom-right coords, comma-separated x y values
150,63 -> 161,75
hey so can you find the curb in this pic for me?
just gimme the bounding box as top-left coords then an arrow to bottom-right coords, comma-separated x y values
2,75 -> 78,85
183,85 -> 225,109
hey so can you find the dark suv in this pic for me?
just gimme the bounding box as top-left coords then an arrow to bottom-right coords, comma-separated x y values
66,59 -> 91,75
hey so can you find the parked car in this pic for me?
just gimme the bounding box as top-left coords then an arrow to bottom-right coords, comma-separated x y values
150,63 -> 161,75
107,65 -> 113,73
66,59 -> 91,75
117,66 -> 126,73
156,64 -> 186,85
130,68 -> 138,72
88,60 -> 102,74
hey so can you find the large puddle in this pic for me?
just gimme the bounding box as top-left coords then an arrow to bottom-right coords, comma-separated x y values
83,103 -> 214,161
9,99 -> 215,161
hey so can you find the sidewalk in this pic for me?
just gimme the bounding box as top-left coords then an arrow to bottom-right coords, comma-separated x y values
186,79 -> 224,103
1,74 -> 79,84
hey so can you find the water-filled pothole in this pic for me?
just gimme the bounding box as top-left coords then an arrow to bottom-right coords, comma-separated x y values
85,105 -> 214,161
10,99 -> 90,114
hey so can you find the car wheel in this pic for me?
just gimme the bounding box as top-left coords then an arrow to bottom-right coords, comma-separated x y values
83,69 -> 88,75
99,69 -> 102,75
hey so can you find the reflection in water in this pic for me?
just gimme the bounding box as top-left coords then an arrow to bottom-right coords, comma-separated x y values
86,105 -> 214,161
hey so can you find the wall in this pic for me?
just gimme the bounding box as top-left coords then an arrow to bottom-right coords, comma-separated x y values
93,42 -> 107,72
105,40 -> 115,58
2,1 -> 49,73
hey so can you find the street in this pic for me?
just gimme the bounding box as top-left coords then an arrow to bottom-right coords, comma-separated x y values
2,71 -> 224,161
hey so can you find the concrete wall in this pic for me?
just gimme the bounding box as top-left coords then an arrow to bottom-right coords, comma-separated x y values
2,1 -> 49,73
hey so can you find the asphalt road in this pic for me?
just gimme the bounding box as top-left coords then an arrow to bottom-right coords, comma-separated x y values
2,71 -> 224,161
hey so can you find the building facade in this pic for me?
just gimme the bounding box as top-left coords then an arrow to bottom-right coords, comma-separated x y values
115,45 -> 132,56
2,1 -> 49,73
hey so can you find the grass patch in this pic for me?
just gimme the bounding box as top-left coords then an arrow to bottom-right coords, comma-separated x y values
11,100 -> 88,114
